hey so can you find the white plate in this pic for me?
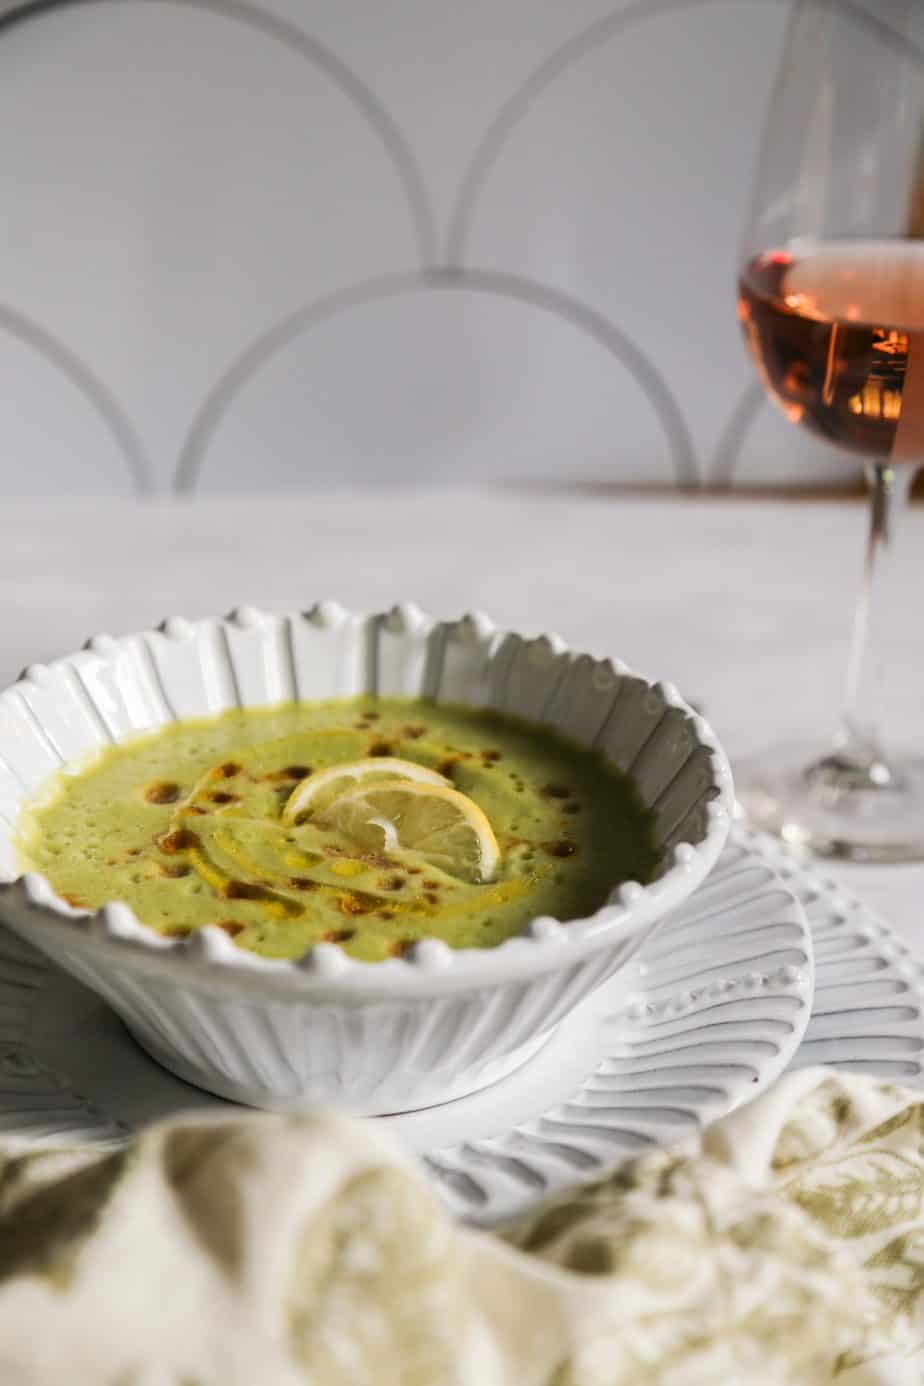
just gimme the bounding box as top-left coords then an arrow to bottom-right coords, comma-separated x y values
0,826 -> 822,1221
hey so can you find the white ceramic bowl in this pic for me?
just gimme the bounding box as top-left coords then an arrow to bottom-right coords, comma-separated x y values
0,604 -> 732,1114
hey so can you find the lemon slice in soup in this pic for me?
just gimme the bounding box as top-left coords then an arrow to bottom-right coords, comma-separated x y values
316,779 -> 500,884
282,757 -> 450,823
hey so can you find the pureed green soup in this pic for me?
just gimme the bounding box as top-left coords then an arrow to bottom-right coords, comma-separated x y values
17,697 -> 659,962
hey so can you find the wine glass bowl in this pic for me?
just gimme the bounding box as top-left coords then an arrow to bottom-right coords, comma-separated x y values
738,242 -> 924,462
735,0 -> 924,861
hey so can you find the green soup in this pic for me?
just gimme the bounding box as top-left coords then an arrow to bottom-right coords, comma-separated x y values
17,697 -> 658,962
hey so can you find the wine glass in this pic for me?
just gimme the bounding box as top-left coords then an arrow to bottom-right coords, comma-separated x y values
736,0 -> 924,861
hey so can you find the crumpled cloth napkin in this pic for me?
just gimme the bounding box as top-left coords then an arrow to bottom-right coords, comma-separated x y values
1,1067 -> 923,1385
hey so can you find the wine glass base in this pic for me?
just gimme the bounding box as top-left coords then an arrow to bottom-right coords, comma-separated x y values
735,741 -> 924,864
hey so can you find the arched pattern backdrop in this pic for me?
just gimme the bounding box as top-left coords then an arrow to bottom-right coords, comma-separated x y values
0,305 -> 153,494
175,268 -> 698,491
0,0 -> 882,493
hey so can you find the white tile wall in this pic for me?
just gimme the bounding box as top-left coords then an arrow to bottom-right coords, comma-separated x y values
0,0 -> 866,493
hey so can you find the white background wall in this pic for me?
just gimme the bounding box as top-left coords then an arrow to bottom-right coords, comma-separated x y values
0,0 -> 867,494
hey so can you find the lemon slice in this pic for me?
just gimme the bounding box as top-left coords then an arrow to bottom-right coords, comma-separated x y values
282,757 -> 450,825
316,779 -> 499,883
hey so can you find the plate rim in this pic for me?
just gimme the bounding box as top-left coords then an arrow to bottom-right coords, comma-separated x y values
0,824 -> 820,1222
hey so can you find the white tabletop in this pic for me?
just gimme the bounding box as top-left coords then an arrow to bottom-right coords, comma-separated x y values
5,488 -> 923,951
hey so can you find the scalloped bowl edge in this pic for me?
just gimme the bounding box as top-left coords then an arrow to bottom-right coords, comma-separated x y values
0,604 -> 733,1111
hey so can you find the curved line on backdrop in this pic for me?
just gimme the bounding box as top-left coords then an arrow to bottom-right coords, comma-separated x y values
446,0 -> 924,266
710,380 -> 767,488
173,267 -> 699,493
0,0 -> 436,268
0,306 -> 154,493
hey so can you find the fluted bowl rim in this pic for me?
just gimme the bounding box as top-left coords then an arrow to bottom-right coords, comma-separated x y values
0,603 -> 733,1000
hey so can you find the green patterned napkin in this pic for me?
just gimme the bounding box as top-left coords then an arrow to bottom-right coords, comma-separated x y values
0,1068 -> 922,1384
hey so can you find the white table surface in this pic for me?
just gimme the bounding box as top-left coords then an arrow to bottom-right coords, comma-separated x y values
4,487 -> 923,951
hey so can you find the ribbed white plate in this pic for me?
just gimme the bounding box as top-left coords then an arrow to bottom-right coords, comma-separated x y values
0,826 -> 821,1220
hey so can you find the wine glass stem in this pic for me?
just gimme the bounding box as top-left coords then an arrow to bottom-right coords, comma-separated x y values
838,461 -> 913,772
